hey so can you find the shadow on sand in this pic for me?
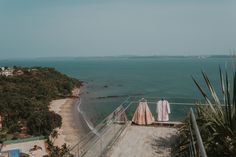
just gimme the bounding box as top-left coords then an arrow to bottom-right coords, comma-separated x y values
150,133 -> 178,157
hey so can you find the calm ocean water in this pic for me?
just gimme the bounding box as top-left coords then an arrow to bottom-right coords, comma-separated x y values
0,57 -> 234,125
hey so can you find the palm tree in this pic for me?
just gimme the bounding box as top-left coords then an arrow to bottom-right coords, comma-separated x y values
50,129 -> 59,143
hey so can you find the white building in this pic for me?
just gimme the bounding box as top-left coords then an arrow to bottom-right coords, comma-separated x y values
0,67 -> 14,76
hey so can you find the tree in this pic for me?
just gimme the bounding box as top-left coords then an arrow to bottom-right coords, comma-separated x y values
50,129 -> 59,144
47,139 -> 71,157
27,111 -> 62,136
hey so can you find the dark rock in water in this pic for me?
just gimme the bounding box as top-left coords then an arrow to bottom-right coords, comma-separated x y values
97,95 -> 128,99
117,84 -> 123,87
104,85 -> 108,88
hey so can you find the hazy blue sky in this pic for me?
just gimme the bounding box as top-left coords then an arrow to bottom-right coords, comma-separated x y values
0,0 -> 235,59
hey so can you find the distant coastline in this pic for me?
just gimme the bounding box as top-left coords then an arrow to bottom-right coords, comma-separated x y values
0,54 -> 232,61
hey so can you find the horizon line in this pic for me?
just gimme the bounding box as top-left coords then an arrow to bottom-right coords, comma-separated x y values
0,54 -> 232,61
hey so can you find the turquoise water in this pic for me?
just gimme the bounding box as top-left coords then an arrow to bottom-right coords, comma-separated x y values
0,57 -> 234,124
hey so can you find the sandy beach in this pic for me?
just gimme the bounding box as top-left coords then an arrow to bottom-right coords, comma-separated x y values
49,88 -> 90,148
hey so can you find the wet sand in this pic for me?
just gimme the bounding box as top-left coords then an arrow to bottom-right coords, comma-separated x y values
49,95 -> 90,147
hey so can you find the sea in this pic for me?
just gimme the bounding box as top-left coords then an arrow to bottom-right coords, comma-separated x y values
0,56 -> 234,127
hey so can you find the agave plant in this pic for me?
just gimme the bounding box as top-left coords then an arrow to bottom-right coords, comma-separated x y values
191,66 -> 236,157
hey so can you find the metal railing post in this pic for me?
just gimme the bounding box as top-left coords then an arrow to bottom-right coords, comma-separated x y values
189,119 -> 197,156
190,108 -> 207,157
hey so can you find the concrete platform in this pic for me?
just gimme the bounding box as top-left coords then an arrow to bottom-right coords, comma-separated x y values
106,125 -> 178,157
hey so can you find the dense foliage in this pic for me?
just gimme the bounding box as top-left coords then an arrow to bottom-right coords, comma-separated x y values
176,65 -> 236,157
27,111 -> 62,136
0,67 -> 81,139
191,68 -> 236,157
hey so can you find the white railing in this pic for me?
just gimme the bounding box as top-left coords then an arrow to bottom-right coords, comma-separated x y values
63,96 -> 133,157
189,108 -> 207,157
63,96 -> 206,157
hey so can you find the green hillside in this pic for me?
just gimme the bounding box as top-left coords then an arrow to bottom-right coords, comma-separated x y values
0,67 -> 81,141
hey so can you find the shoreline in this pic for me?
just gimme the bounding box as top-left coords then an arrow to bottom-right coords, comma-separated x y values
49,88 -> 90,147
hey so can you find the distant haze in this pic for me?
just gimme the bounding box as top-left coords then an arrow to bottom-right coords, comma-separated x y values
0,0 -> 236,59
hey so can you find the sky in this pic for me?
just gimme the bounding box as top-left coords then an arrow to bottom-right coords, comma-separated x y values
0,0 -> 236,59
